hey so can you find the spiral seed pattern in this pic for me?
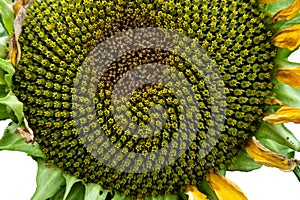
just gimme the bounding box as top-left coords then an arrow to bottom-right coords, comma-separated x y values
13,0 -> 276,197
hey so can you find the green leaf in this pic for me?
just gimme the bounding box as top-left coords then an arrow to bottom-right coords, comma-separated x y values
0,91 -> 24,123
258,138 -> 295,158
293,166 -> 300,182
229,149 -> 262,172
0,104 -> 10,119
0,122 -> 45,158
0,58 -> 24,123
0,0 -> 14,35
0,36 -> 9,59
65,182 -> 85,200
273,80 -> 300,108
62,173 -> 81,200
31,158 -> 66,200
255,122 -> 300,152
85,183 -> 110,200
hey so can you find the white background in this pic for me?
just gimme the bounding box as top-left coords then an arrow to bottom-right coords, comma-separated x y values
0,51 -> 299,200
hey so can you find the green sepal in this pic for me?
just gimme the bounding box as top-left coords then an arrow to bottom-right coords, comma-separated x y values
274,58 -> 300,69
293,166 -> 300,182
0,16 -> 8,37
0,91 -> 23,123
0,122 -> 45,158
85,182 -> 111,200
64,182 -> 85,200
274,48 -> 292,61
62,173 -> 82,200
229,148 -> 262,172
0,36 -> 9,59
268,13 -> 300,32
273,80 -> 300,108
255,122 -> 300,152
50,187 -> 66,200
278,13 -> 300,30
0,0 -> 14,35
0,58 -> 15,90
61,173 -> 112,200
0,104 -> 10,119
258,138 -> 295,158
197,181 -> 218,200
0,58 -> 24,123
31,158 -> 66,200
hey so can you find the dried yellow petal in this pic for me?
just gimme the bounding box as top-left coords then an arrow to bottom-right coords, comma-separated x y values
9,0 -> 33,66
13,0 -> 33,15
263,106 -> 300,124
15,118 -> 34,144
273,24 -> 300,51
275,67 -> 300,88
185,185 -> 207,200
207,173 -> 247,200
9,35 -> 18,67
246,137 -> 300,171
13,0 -> 23,15
272,0 -> 300,22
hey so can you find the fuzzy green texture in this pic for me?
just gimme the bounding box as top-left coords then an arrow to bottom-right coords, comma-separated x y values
13,0 -> 277,198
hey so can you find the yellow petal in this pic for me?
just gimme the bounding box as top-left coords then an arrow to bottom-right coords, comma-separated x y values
273,24 -> 300,51
263,106 -> 300,124
275,67 -> 300,88
185,185 -> 207,200
246,137 -> 299,171
272,0 -> 300,22
207,173 -> 247,200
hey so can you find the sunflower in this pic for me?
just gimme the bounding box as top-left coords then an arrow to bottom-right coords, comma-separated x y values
0,0 -> 300,199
